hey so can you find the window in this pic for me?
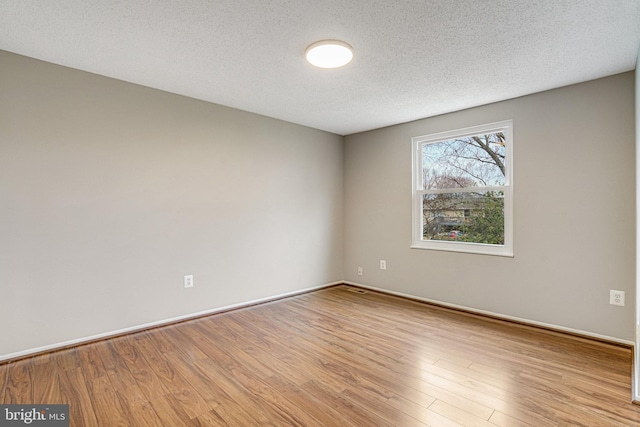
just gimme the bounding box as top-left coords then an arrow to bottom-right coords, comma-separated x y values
411,120 -> 513,256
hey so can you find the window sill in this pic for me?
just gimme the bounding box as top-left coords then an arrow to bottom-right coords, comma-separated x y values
411,241 -> 514,257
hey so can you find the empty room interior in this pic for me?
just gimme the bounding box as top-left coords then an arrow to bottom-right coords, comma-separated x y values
2,1 -> 640,426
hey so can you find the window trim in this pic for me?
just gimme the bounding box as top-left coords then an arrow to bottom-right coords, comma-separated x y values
411,120 -> 513,257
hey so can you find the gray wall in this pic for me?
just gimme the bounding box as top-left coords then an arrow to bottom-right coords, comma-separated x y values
344,72 -> 636,341
0,51 -> 344,357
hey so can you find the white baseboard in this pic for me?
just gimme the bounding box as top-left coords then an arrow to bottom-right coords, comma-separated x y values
0,281 -> 341,362
343,281 -> 635,347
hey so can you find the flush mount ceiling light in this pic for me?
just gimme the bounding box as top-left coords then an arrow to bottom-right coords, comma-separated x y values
305,40 -> 353,68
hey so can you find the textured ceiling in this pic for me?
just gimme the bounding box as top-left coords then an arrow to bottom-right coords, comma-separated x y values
1,1 -> 639,135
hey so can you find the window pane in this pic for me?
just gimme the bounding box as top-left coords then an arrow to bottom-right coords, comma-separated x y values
422,132 -> 506,189
422,191 -> 504,244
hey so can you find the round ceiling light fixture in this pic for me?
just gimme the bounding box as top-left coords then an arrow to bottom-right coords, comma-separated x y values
305,40 -> 353,69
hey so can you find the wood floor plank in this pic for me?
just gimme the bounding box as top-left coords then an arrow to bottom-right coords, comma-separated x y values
229,310 -> 351,393
155,325 -> 209,362
340,385 -> 428,426
185,320 -> 279,382
154,360 -> 211,420
489,410 -> 535,427
111,335 -> 169,401
200,310 -> 353,395
100,340 -> 148,403
163,352 -> 262,425
190,409 -> 230,427
147,394 -> 192,427
76,344 -> 107,380
211,315 -> 318,387
116,396 -> 164,427
300,380 -> 395,427
133,332 -> 212,420
429,399 -> 496,426
219,367 -> 327,426
2,285 -> 639,426
31,361 -> 62,404
85,374 -> 130,426
386,394 -> 444,424
92,340 -> 120,374
2,360 -> 33,403
55,347 -> 82,372
58,367 -> 99,426
0,363 -> 6,401
192,356 -> 289,425
264,375 -> 359,427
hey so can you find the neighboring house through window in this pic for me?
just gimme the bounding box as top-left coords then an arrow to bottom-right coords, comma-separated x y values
411,120 -> 513,256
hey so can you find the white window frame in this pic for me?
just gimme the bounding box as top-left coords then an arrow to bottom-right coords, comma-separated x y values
411,120 -> 513,257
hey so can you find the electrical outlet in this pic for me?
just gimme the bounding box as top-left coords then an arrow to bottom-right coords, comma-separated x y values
379,260 -> 387,270
357,267 -> 363,276
610,290 -> 625,306
184,275 -> 194,289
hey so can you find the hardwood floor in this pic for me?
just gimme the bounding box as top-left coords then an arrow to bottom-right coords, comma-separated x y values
2,285 -> 639,426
